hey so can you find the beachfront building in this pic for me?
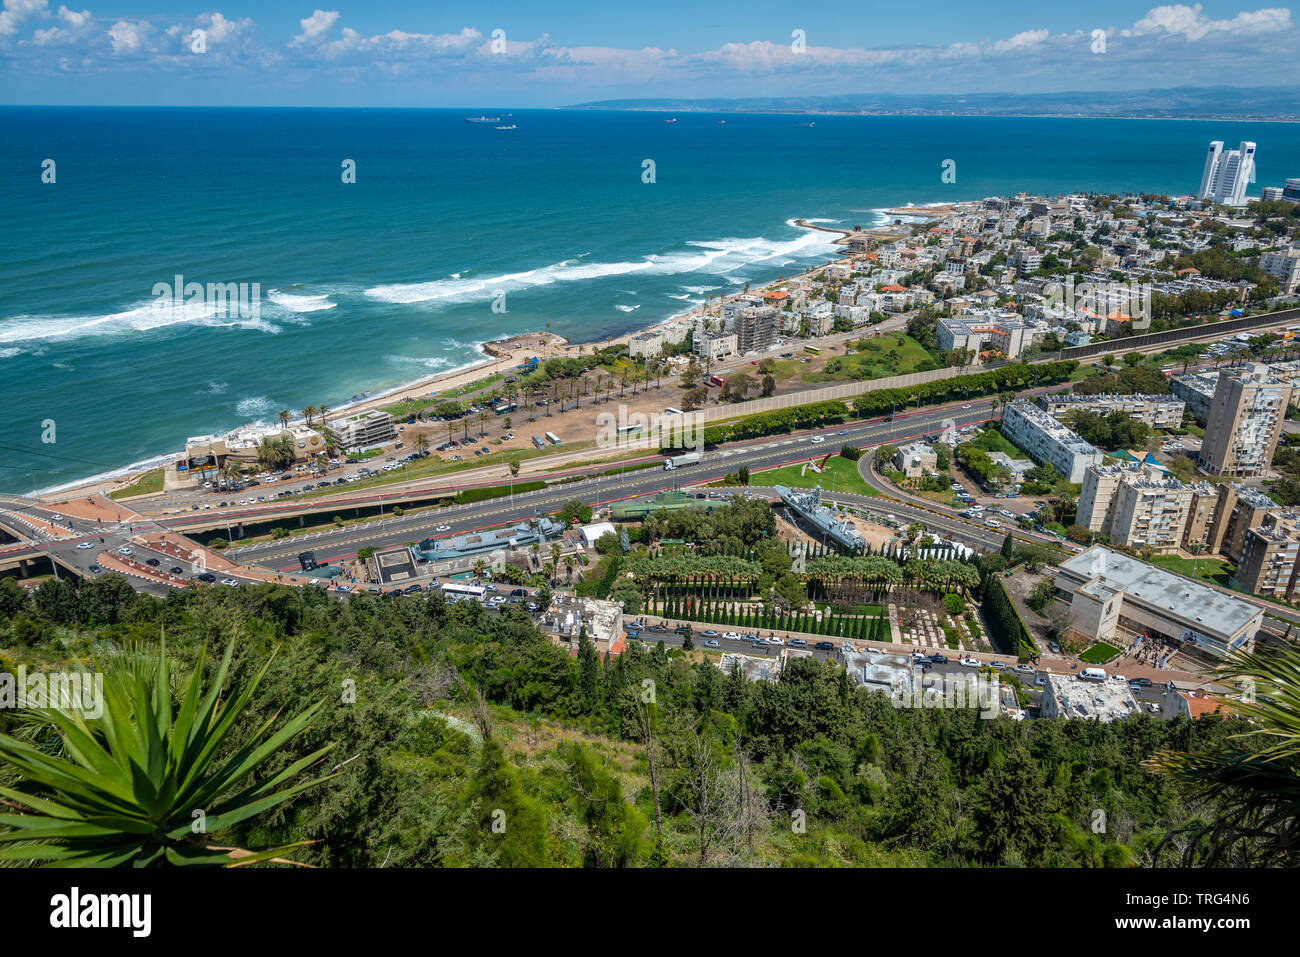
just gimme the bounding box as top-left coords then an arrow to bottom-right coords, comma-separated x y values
182,423 -> 327,473
1038,393 -> 1186,430
628,322 -> 693,359
893,441 -> 937,479
734,304 -> 780,354
326,410 -> 395,451
1052,546 -> 1261,659
1075,462 -> 1193,553
1000,400 -> 1105,483
1198,364 -> 1292,476
692,331 -> 737,363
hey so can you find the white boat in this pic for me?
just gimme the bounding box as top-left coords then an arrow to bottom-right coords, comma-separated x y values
664,117 -> 677,123
465,116 -> 500,123
494,124 -> 517,130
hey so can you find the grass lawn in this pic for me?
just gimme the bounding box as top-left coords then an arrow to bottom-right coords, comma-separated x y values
801,334 -> 938,383
110,467 -> 164,499
1149,554 -> 1235,588
1080,641 -> 1123,664
749,455 -> 879,497
969,425 -> 1023,458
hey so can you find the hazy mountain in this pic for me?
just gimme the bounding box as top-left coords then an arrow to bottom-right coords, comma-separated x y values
568,86 -> 1300,120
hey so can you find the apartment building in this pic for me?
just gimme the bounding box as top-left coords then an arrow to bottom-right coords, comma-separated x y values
1170,370 -> 1222,423
325,410 -> 395,450
1233,512 -> 1300,600
937,316 -> 1030,360
692,331 -> 737,363
1076,463 -> 1194,553
1038,393 -> 1186,430
734,304 -> 780,354
1198,364 -> 1292,476
1001,400 -> 1105,483
1260,246 -> 1300,293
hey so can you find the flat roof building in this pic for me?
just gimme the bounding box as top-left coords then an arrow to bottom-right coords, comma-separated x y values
1001,400 -> 1105,483
539,595 -> 625,657
326,410 -> 395,451
1054,545 -> 1261,660
1040,673 -> 1139,722
1038,393 -> 1185,430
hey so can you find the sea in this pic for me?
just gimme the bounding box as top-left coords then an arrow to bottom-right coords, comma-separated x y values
1,107 -> 1296,493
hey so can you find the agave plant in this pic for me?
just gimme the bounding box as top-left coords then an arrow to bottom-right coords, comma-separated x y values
1145,645 -> 1300,867
0,640 -> 336,867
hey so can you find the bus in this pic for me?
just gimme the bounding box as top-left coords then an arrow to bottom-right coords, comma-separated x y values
531,434 -> 546,450
804,345 -> 822,355
705,373 -> 724,387
545,431 -> 561,446
662,407 -> 685,416
494,401 -> 516,415
441,582 -> 487,601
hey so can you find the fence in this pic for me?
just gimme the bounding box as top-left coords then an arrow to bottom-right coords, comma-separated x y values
1058,307 -> 1300,361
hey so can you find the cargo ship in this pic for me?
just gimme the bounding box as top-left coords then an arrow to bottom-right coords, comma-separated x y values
465,115 -> 501,123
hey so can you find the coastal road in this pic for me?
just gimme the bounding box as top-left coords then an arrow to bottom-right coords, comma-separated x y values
220,405 -> 1001,571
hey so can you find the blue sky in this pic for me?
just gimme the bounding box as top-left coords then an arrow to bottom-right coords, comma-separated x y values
1,1 -> 1296,106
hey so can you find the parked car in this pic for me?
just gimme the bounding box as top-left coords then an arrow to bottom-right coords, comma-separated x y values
88,564 -> 102,573
169,566 -> 182,574
146,558 -> 161,567
1013,664 -> 1035,675
700,629 -> 721,637
959,657 -> 980,668
814,641 -> 835,651
704,639 -> 720,648
76,542 -> 94,550
788,638 -> 808,647
927,654 -> 949,664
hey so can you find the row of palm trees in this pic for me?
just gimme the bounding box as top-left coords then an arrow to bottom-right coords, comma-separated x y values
276,404 -> 331,429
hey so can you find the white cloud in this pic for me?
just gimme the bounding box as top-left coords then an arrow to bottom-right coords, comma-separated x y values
107,19 -> 147,55
293,8 -> 338,46
1127,3 -> 1290,41
0,0 -> 48,38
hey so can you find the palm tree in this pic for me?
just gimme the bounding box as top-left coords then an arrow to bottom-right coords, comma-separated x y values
317,404 -> 329,425
550,541 -> 563,577
301,405 -> 317,427
473,558 -> 486,580
413,432 -> 429,454
0,640 -> 335,867
1146,646 -> 1300,867
565,554 -> 575,582
478,412 -> 489,436
278,409 -> 292,428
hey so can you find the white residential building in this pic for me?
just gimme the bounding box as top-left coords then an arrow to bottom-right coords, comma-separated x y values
1198,140 -> 1257,207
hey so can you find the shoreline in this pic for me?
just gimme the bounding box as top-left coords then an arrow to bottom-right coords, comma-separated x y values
32,207 -> 935,501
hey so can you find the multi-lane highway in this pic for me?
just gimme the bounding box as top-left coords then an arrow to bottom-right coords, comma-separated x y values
220,403 -> 1000,571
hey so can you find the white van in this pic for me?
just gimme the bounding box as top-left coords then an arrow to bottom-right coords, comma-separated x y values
1079,667 -> 1107,682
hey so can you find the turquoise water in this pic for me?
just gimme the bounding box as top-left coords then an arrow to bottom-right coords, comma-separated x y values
1,107 -> 1295,491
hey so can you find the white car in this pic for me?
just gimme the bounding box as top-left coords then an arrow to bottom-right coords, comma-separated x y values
308,578 -> 321,585
810,435 -> 825,444
436,525 -> 451,532
722,631 -> 740,640
221,578 -> 239,586
76,542 -> 95,549
984,518 -> 1001,528
1034,675 -> 1047,686
959,657 -> 981,668
1013,664 -> 1035,675
961,404 -> 971,409
767,636 -> 784,646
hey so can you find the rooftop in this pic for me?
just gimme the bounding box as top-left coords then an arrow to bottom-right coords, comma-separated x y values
1044,673 -> 1139,722
1060,545 -> 1262,639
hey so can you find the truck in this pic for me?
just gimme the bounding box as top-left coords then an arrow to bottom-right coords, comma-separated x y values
663,451 -> 702,470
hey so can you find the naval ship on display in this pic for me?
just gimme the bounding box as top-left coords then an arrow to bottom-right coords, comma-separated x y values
774,485 -> 865,551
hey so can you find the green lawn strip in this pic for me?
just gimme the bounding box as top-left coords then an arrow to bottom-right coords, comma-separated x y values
747,455 -> 879,497
110,468 -> 164,499
1080,641 -> 1123,665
